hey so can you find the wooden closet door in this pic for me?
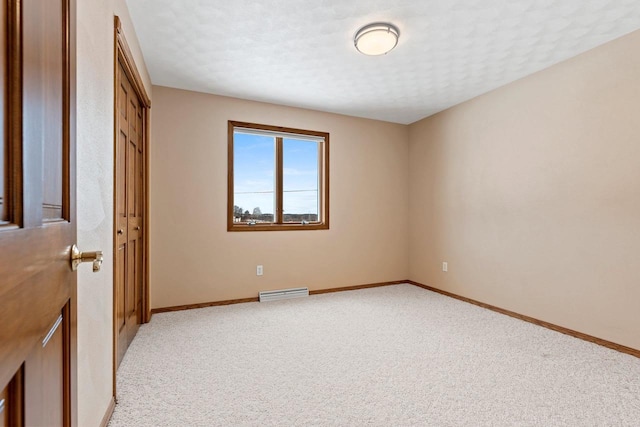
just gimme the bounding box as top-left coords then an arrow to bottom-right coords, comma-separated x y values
0,0 -> 77,425
115,61 -> 143,368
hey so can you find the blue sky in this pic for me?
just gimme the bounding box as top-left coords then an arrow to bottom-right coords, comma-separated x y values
234,132 -> 318,215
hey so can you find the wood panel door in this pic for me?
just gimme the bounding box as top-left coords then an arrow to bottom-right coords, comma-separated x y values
115,61 -> 145,368
0,0 -> 77,426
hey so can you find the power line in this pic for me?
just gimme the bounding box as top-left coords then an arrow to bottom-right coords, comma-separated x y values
234,189 -> 317,194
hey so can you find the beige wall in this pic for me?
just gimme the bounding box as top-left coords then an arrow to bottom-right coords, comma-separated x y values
150,87 -> 410,308
76,1 -> 151,425
72,4 -> 639,424
408,30 -> 640,350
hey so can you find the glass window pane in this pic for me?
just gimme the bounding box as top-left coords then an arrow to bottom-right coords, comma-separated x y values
283,138 -> 319,223
233,132 -> 275,224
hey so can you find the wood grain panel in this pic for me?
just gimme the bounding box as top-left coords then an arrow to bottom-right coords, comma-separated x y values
4,0 -> 22,229
115,60 -> 144,368
115,62 -> 128,369
127,140 -> 135,217
0,0 -> 6,224
0,368 -> 23,427
116,243 -> 126,366
0,381 -> 7,427
113,20 -> 150,396
23,0 -> 64,222
116,138 -> 126,224
126,238 -> 139,344
126,84 -> 134,225
20,0 -> 43,228
126,238 -> 134,317
25,311 -> 65,427
0,250 -> 70,388
136,108 -> 142,217
1,0 -> 76,424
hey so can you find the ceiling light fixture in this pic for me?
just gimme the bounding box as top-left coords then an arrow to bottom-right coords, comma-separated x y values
354,22 -> 400,56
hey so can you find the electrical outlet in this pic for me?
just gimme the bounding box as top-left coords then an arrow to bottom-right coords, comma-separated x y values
256,265 -> 263,276
442,262 -> 448,272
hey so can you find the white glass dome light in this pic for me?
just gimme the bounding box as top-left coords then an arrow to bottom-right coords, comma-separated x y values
354,23 -> 400,56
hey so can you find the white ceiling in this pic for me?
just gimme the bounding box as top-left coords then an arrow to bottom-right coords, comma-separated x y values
127,0 -> 640,124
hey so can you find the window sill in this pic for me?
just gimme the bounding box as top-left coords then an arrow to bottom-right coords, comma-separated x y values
227,223 -> 329,232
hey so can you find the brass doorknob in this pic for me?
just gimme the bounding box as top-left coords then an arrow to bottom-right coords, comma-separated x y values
71,244 -> 103,272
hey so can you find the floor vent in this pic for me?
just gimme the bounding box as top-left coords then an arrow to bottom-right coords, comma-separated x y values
259,287 -> 309,302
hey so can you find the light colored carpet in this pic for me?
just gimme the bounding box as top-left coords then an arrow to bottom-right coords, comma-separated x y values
109,284 -> 640,426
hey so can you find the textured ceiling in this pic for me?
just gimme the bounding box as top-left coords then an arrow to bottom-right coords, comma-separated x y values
127,0 -> 640,124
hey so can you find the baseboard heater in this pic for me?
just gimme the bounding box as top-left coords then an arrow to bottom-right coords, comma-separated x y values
259,287 -> 309,302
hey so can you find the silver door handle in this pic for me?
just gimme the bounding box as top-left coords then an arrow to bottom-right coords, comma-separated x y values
71,244 -> 103,272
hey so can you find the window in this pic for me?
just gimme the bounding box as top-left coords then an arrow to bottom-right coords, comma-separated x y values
228,121 -> 329,231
